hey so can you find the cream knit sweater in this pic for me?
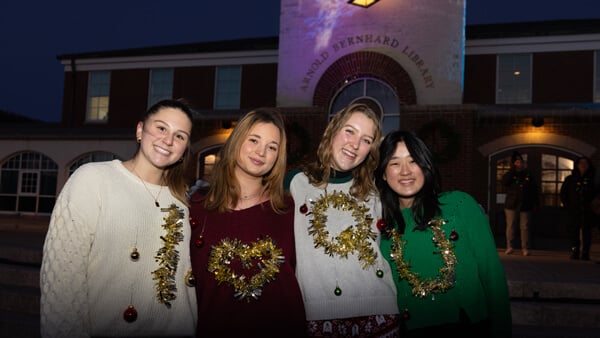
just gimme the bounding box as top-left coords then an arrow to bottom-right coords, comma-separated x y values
40,160 -> 197,337
288,171 -> 399,321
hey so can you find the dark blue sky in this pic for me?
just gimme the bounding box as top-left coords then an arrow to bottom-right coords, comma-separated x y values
1,0 -> 599,122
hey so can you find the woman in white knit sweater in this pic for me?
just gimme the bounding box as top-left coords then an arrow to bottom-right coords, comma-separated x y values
285,103 -> 400,337
40,99 -> 197,337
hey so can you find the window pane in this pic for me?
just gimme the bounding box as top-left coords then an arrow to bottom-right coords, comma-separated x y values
149,68 -> 173,107
330,80 -> 364,116
20,172 -> 38,194
497,54 -> 531,104
541,182 -> 556,194
18,196 -> 36,212
214,66 -> 241,109
541,170 -> 556,181
0,170 -> 18,193
558,157 -> 573,170
87,71 -> 111,122
541,154 -> 556,169
40,171 -> 57,195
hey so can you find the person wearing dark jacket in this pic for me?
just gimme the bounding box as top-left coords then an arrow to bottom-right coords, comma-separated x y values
560,156 -> 597,260
502,151 -> 539,256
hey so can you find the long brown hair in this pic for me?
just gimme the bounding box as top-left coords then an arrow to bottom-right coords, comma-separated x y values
303,103 -> 382,200
204,108 -> 288,213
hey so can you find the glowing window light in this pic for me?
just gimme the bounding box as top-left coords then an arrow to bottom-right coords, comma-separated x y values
348,0 -> 380,8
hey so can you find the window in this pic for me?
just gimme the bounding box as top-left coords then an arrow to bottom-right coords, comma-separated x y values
214,66 -> 241,109
148,68 -> 174,107
496,54 -> 531,104
495,154 -> 527,196
198,147 -> 220,183
541,154 -> 573,207
87,71 -> 111,122
69,152 -> 121,175
330,78 -> 399,135
0,152 -> 58,214
595,50 -> 600,103
495,153 -> 573,207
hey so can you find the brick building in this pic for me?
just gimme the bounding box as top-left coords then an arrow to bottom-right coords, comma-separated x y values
1,1 -> 599,245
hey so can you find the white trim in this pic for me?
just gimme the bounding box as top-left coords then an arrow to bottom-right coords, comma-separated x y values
466,33 -> 600,55
61,50 -> 279,71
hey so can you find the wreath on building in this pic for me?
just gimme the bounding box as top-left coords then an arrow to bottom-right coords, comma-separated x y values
417,119 -> 461,163
286,121 -> 311,168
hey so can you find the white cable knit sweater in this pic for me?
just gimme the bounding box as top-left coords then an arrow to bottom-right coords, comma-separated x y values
288,171 -> 399,321
40,160 -> 197,337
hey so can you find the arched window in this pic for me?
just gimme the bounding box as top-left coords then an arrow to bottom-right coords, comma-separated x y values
0,152 -> 58,214
329,78 -> 400,135
69,151 -> 121,175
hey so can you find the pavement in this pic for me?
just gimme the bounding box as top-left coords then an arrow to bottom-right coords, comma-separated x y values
1,215 -> 600,337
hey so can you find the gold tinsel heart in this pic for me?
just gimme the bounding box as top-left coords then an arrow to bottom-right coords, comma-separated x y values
208,237 -> 285,302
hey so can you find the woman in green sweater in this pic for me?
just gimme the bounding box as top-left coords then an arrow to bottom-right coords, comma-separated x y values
374,130 -> 512,338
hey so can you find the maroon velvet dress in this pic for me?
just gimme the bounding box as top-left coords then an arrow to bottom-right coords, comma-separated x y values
189,194 -> 306,337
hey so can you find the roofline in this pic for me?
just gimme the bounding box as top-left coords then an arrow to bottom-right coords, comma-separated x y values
56,19 -> 600,60
57,36 -> 279,61
466,19 -> 600,40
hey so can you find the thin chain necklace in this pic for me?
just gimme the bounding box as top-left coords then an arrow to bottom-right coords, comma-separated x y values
131,165 -> 164,208
241,190 -> 261,200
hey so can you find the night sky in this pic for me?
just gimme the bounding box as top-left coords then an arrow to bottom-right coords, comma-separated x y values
1,0 -> 598,122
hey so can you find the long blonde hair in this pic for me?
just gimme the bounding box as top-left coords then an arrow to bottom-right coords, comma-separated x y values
303,103 -> 381,200
204,108 -> 289,213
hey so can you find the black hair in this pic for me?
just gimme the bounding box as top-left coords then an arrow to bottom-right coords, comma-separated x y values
374,130 -> 442,234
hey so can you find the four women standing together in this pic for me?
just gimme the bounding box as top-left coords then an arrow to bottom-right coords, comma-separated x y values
41,100 -> 512,337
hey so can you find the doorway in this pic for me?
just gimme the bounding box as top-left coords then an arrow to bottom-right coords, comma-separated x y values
489,147 -> 576,249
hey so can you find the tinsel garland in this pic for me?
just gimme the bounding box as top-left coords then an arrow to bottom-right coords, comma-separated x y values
152,204 -> 185,308
208,237 -> 285,302
308,190 -> 377,269
389,218 -> 457,298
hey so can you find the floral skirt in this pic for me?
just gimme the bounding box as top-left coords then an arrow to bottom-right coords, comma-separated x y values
306,314 -> 402,337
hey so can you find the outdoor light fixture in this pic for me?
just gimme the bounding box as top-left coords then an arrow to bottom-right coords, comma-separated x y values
348,0 -> 380,8
531,116 -> 544,127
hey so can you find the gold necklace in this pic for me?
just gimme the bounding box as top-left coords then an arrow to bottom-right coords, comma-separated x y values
241,191 -> 261,200
388,218 -> 457,298
131,165 -> 164,207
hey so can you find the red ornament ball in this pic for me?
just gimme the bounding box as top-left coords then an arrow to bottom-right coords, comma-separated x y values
402,308 -> 410,320
300,204 -> 308,214
376,219 -> 385,231
195,236 -> 204,248
123,305 -> 138,323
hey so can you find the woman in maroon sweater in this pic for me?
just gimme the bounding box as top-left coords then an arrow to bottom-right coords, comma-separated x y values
189,108 -> 306,337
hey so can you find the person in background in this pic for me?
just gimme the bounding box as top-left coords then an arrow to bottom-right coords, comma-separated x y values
502,151 -> 539,256
560,156 -> 598,260
374,130 -> 512,338
40,99 -> 198,337
189,108 -> 306,337
285,103 -> 400,337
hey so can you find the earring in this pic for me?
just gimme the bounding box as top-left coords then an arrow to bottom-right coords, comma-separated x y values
136,138 -> 141,143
